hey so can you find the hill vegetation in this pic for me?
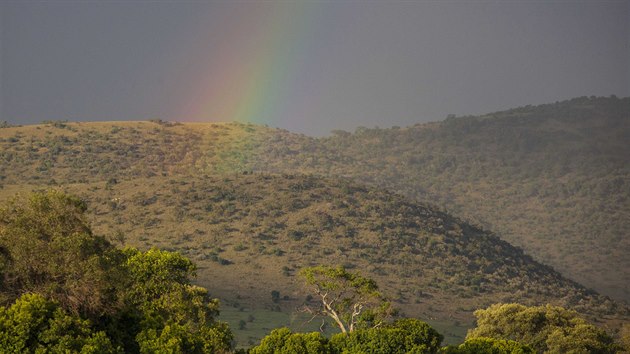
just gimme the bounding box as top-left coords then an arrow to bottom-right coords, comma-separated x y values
0,96 -> 628,345
248,96 -> 630,302
0,97 -> 627,303
0,174 -> 626,343
0,190 -> 623,352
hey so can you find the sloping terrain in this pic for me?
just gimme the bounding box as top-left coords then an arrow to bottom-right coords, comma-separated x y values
0,96 -> 627,304
246,96 -> 630,302
0,174 -> 625,330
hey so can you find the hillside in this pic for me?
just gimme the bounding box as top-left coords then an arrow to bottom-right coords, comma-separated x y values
0,174 -> 626,342
246,96 -> 630,302
1,96 -> 627,303
278,96 -> 630,303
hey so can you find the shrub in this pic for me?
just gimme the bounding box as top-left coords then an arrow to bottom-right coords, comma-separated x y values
250,328 -> 333,354
331,318 -> 443,354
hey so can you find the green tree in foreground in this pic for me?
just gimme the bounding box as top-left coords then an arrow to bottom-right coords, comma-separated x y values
299,265 -> 395,334
331,318 -> 443,353
0,293 -> 117,353
441,337 -> 533,354
0,190 -> 233,353
250,327 -> 333,354
123,248 -> 233,354
0,190 -> 124,318
467,303 -> 618,353
252,319 -> 443,354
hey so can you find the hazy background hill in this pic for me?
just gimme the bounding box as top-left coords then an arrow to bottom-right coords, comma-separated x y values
0,96 -> 627,304
248,96 -> 630,303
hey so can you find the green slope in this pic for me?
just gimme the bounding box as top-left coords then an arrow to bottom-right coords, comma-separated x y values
0,175 -> 627,330
267,96 -> 630,302
0,96 -> 627,305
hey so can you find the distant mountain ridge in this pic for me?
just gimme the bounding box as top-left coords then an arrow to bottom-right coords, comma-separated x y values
0,96 -> 627,305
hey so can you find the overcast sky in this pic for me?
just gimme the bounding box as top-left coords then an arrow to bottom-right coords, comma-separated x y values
1,1 -> 628,136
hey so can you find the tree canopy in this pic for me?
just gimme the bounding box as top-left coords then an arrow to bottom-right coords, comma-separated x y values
467,303 -> 618,353
251,319 -> 443,354
0,190 -> 233,353
0,190 -> 124,317
330,318 -> 443,353
250,328 -> 333,354
0,293 -> 116,353
300,265 -> 395,333
122,248 -> 232,353
442,337 -> 534,354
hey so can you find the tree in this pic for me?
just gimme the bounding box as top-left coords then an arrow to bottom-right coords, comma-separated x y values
467,303 -> 618,353
441,337 -> 534,354
0,190 -> 125,318
545,322 -> 620,353
122,248 -> 233,354
299,265 -> 395,334
0,191 -> 233,353
271,290 -> 281,303
330,318 -> 443,353
250,328 -> 333,354
252,319 -> 442,354
136,321 -> 232,354
0,293 -> 117,353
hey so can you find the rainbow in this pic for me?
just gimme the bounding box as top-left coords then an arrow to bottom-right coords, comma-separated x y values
177,2 -> 326,129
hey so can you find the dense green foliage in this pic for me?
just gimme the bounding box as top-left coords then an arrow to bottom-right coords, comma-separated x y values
0,190 -> 123,318
122,248 -> 233,353
442,337 -> 533,354
251,319 -> 443,354
467,303 -> 619,353
250,328 -> 333,354
0,293 -> 116,353
330,318 -> 443,353
0,191 -> 233,353
250,306 -> 622,354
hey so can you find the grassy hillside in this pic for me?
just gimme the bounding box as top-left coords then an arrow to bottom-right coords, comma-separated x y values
0,174 -> 626,344
7,97 -> 630,301
262,96 -> 630,302
1,98 -> 629,346
0,97 -> 627,305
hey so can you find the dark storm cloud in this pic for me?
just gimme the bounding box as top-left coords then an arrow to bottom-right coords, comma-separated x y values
1,1 -> 628,136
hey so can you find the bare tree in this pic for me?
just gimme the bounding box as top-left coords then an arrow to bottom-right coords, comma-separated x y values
299,265 -> 395,334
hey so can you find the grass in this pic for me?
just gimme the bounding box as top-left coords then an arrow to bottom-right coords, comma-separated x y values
220,304 -> 469,348
219,305 -> 327,349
